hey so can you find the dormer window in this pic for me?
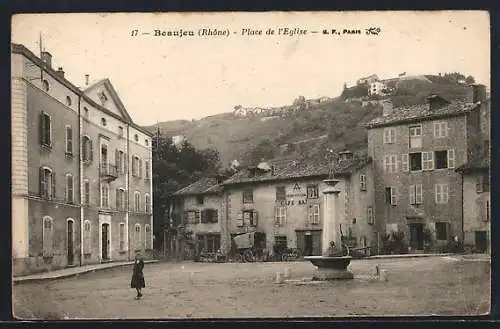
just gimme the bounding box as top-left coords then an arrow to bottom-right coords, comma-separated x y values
66,96 -> 72,106
43,80 -> 50,91
99,91 -> 108,104
101,118 -> 107,126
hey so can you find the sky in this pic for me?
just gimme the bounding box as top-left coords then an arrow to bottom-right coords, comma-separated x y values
12,11 -> 490,126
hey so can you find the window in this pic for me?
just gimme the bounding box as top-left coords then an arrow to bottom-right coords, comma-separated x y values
243,189 -> 253,203
201,209 -> 218,223
82,136 -> 93,163
145,161 -> 150,179
275,186 -> 286,201
40,111 -> 52,147
43,79 -> 50,91
243,210 -> 258,227
422,151 -> 434,170
307,185 -> 319,199
274,235 -> 287,251
196,195 -> 204,205
385,187 -> 397,205
435,222 -> 449,241
308,204 -> 320,224
39,167 -> 54,199
275,206 -> 286,226
83,179 -> 90,205
116,188 -> 126,210
360,174 -> 367,191
65,126 -> 73,155
83,107 -> 89,119
118,126 -> 124,138
184,210 -> 198,224
435,149 -> 455,169
132,156 -> 141,177
65,174 -> 74,203
384,154 -> 398,173
83,220 -> 91,254
409,125 -> 422,148
119,223 -> 126,251
476,173 -> 490,193
401,154 -> 409,172
42,216 -> 53,256
435,184 -> 449,204
367,206 -> 374,224
65,96 -> 72,106
145,139 -> 149,146
408,152 -> 422,171
99,91 -> 108,104
100,183 -> 109,208
434,121 -> 448,138
145,225 -> 152,250
134,134 -> 139,142
134,192 -> 141,212
134,224 -> 142,250
483,140 -> 490,157
115,150 -> 124,174
145,194 -> 151,213
383,128 -> 395,144
409,184 -> 423,205
101,118 -> 107,126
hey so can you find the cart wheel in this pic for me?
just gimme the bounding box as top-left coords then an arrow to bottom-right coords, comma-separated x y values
243,249 -> 254,262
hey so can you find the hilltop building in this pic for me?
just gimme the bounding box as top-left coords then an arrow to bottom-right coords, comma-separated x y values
12,44 -> 153,276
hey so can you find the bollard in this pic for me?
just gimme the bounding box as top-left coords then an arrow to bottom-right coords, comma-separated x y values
284,268 -> 291,279
274,272 -> 284,284
379,269 -> 388,282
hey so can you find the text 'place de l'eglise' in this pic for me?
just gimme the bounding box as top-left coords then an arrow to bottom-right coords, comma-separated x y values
11,45 -> 490,276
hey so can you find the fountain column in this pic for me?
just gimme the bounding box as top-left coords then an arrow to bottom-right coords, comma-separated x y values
322,179 -> 341,254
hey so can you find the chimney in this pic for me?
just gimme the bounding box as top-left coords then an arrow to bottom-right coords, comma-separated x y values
381,100 -> 393,117
426,94 -> 451,111
466,84 -> 487,103
85,74 -> 90,87
56,67 -> 65,78
338,150 -> 354,163
41,51 -> 52,68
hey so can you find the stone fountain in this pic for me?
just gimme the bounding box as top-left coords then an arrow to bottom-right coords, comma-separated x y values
304,179 -> 354,280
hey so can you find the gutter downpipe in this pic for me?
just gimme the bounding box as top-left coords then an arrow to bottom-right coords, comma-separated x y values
78,94 -> 83,267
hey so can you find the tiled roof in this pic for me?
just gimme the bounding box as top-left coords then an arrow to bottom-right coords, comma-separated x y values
222,155 -> 371,186
173,177 -> 223,196
363,101 -> 479,128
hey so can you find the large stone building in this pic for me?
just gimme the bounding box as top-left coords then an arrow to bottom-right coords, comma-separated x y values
12,44 -> 153,276
363,86 -> 489,251
172,152 -> 376,259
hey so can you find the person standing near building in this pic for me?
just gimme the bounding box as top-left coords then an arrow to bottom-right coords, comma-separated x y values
131,252 -> 146,299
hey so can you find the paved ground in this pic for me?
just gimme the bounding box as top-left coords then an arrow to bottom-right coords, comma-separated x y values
13,255 -> 490,319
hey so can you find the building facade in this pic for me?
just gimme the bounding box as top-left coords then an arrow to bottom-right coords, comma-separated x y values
12,44 -> 153,276
364,87 -> 488,251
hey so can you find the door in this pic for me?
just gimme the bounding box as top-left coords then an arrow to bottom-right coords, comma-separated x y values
475,231 -> 488,253
102,223 -> 109,260
312,231 -> 322,255
304,234 -> 313,256
101,145 -> 108,165
409,223 -> 424,250
67,221 -> 74,265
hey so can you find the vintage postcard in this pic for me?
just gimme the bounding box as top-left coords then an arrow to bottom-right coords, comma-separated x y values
11,11 -> 490,319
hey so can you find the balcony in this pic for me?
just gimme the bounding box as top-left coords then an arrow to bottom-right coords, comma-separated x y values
99,162 -> 118,181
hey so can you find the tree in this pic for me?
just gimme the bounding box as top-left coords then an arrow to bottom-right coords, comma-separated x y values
465,75 -> 476,84
152,133 -> 221,250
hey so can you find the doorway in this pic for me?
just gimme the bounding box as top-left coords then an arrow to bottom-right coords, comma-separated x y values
475,231 -> 488,253
67,220 -> 74,265
409,223 -> 424,250
102,223 -> 110,260
101,144 -> 108,165
304,233 -> 313,256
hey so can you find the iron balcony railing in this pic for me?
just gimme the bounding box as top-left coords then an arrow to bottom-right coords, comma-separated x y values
99,162 -> 118,180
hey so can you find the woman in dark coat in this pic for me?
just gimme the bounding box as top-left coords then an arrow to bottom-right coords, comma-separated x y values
130,252 -> 145,299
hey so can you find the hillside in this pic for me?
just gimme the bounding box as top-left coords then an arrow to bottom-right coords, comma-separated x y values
145,74 -> 476,167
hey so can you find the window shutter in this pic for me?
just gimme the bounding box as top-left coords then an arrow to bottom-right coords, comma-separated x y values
124,152 -> 128,172
428,152 -> 434,170
139,159 -> 143,178
51,173 -> 56,200
447,149 -> 455,169
89,140 -> 94,162
214,209 -> 219,223
201,209 -> 207,223
391,187 -> 397,205
409,185 -> 416,204
252,210 -> 258,227
416,184 -> 423,204
236,211 -> 243,227
115,149 -> 119,168
116,189 -> 120,209
433,122 -> 439,137
39,167 -> 45,197
401,154 -> 409,172
195,210 -> 201,224
39,112 -> 45,145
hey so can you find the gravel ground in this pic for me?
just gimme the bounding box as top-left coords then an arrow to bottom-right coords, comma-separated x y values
13,255 -> 490,319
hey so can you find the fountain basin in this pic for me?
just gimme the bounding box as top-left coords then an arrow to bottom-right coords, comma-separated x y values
304,255 -> 354,280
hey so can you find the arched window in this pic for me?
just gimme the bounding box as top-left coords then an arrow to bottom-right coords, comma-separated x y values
83,220 -> 91,255
43,79 -> 50,91
134,192 -> 141,212
42,216 -> 53,256
134,224 -> 142,251
145,224 -> 152,250
65,173 -> 74,203
144,194 -> 151,213
82,135 -> 93,163
39,166 -> 54,199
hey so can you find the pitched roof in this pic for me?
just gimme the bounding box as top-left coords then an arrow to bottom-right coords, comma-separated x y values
363,101 -> 479,128
222,155 -> 372,186
456,155 -> 490,173
84,78 -> 134,122
173,177 -> 223,196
